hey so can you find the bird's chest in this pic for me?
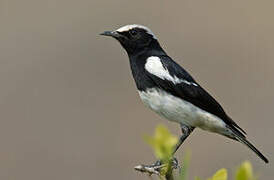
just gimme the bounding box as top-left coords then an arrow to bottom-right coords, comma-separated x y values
138,88 -> 201,126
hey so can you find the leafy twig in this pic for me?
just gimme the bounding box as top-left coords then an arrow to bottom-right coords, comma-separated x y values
134,158 -> 178,180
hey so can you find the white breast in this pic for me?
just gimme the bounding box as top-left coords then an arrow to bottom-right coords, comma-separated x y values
138,88 -> 226,133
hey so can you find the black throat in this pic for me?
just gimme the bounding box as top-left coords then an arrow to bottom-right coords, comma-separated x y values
127,39 -> 166,91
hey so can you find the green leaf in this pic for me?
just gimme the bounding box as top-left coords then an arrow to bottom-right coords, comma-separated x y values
207,168 -> 227,180
235,161 -> 255,180
144,125 -> 178,176
144,124 -> 178,162
194,177 -> 202,180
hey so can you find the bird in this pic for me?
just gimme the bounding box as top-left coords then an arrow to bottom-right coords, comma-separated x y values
100,24 -> 268,163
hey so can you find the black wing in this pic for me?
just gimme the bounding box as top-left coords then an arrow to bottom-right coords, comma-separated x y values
145,55 -> 246,135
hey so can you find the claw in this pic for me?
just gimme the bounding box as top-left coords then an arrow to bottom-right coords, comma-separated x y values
171,157 -> 179,169
134,157 -> 179,176
153,160 -> 162,166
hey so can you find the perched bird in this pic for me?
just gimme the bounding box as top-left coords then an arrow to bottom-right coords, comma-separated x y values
100,24 -> 268,163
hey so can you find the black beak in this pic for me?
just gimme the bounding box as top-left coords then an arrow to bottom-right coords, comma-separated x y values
100,31 -> 120,38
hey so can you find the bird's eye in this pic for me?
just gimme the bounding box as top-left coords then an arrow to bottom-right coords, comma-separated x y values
130,29 -> 138,36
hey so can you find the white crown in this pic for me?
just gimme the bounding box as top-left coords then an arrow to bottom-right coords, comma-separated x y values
116,24 -> 157,39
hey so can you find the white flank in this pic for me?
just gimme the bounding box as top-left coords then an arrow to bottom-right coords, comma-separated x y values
116,24 -> 157,39
145,56 -> 198,86
138,88 -> 227,133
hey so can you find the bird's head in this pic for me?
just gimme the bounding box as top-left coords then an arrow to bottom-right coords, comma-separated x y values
100,24 -> 161,55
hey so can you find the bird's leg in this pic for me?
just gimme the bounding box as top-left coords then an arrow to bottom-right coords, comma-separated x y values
135,125 -> 194,176
172,125 -> 194,155
149,124 -> 194,166
152,125 -> 194,166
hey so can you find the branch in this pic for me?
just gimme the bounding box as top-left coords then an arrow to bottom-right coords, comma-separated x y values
134,158 -> 178,180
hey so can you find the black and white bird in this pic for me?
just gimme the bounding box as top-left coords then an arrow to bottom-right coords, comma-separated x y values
100,24 -> 268,163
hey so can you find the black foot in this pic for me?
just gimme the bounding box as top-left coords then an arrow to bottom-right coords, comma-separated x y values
153,159 -> 162,166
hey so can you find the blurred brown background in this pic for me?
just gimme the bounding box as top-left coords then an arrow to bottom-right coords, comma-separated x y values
0,0 -> 273,179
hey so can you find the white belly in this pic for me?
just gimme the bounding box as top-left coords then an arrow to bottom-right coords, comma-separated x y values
138,88 -> 226,132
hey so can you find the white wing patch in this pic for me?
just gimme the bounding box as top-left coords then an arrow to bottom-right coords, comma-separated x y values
116,24 -> 157,39
145,56 -> 198,86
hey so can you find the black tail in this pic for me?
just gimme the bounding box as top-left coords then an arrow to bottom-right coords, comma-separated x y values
239,136 -> 268,163
229,127 -> 268,163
